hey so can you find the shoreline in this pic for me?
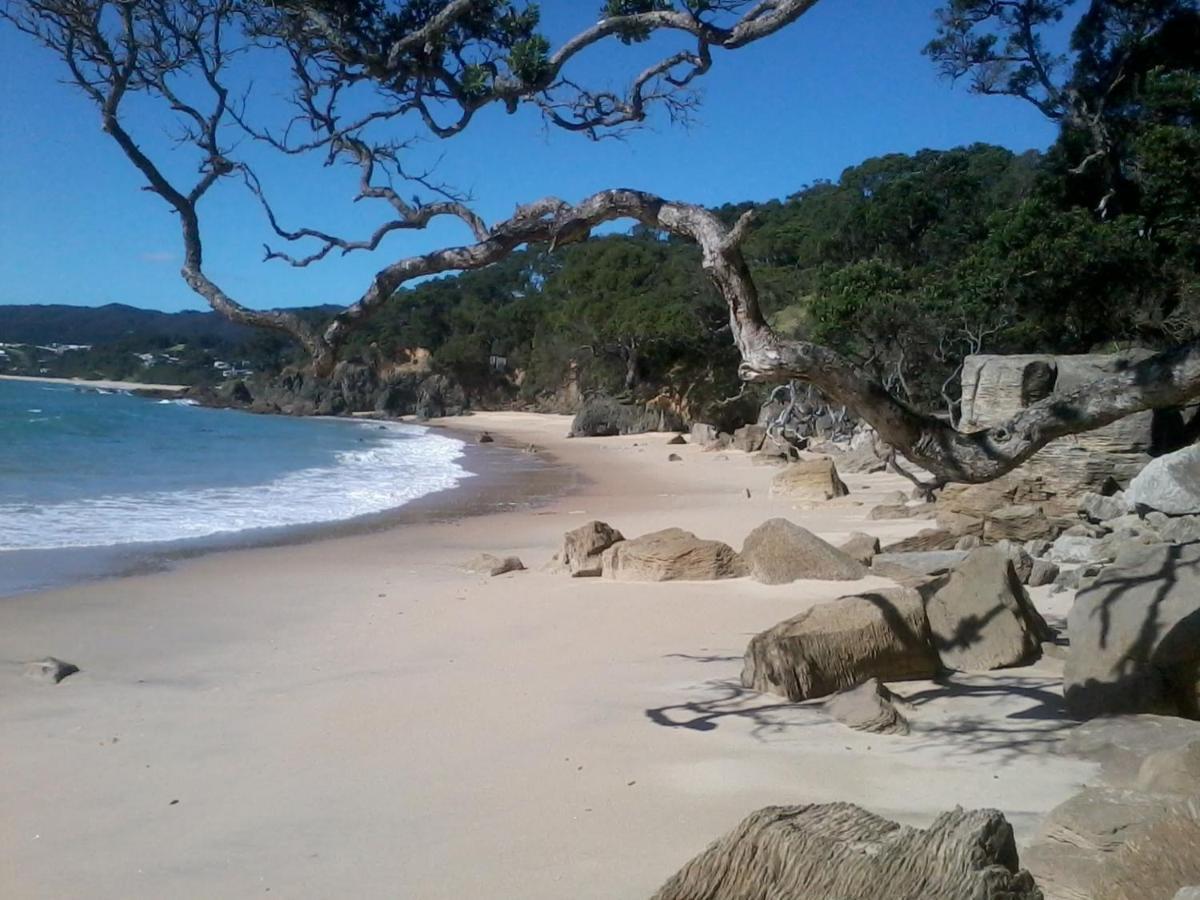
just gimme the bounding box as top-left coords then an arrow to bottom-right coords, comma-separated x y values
0,412 -> 1095,899
0,416 -> 572,599
0,373 -> 188,392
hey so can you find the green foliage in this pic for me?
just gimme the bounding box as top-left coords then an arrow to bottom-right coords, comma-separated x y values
602,0 -> 672,43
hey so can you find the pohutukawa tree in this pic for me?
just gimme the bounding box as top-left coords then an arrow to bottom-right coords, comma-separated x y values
5,0 -> 1200,485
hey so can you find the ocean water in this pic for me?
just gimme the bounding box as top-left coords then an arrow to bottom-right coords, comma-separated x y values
0,379 -> 472,592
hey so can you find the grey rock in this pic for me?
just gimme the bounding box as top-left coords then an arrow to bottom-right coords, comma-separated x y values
1053,563 -> 1104,593
1161,515 -> 1200,544
1025,539 -> 1052,558
871,550 -> 969,579
1027,558 -> 1060,587
667,433 -> 687,445
740,519 -> 866,585
477,431 -> 494,444
1065,542 -> 1200,718
1136,740 -> 1200,795
839,532 -> 881,566
867,503 -> 912,521
1175,889 -> 1200,900
601,528 -> 746,582
825,678 -> 909,735
923,547 -> 1049,672
1080,490 -> 1131,524
955,534 -> 984,551
652,803 -> 1040,900
983,503 -> 1057,543
1126,444 -> 1200,515
882,528 -> 960,553
462,554 -> 525,576
667,453 -> 682,462
1050,534 -> 1110,564
690,423 -> 717,445
741,588 -> 938,702
1063,521 -> 1106,538
835,446 -> 888,474
561,520 -> 625,577
24,657 -> 79,684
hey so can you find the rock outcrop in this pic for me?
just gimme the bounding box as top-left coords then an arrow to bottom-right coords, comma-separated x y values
923,547 -> 1051,671
741,588 -> 939,701
23,657 -> 79,684
601,528 -> 746,582
740,519 -> 866,585
561,521 -> 625,577
839,532 -> 881,566
1065,542 -> 1200,719
570,396 -> 683,437
769,459 -> 849,502
871,550 -> 968,580
651,803 -> 1041,900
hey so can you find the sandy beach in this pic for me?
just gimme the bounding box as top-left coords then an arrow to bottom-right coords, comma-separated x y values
0,412 -> 1097,899
0,374 -> 187,392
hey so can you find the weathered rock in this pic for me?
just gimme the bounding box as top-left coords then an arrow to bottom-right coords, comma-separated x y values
1176,888 -> 1200,899
825,678 -> 909,735
667,453 -> 682,462
476,431 -> 494,444
769,459 -> 849,501
1063,521 -> 1107,538
1065,542 -> 1200,718
1080,491 -> 1131,524
740,519 -> 866,585
1027,558 -> 1060,587
690,423 -> 717,445
839,532 -> 880,566
871,550 -> 968,580
984,504 -> 1057,542
741,588 -> 938,701
1126,444 -> 1200,516
882,528 -> 960,553
731,424 -> 767,453
1092,800 -> 1200,900
561,521 -> 625,577
1050,534 -> 1109,564
23,657 -> 79,684
462,554 -> 525,576
1136,740 -> 1200,795
955,534 -> 984,551
667,434 -> 687,445
923,547 -> 1050,672
1026,539 -> 1053,558
601,528 -> 746,582
651,803 -> 1041,900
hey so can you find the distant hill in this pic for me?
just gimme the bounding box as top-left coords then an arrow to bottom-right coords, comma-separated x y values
0,303 -> 258,345
0,303 -> 339,346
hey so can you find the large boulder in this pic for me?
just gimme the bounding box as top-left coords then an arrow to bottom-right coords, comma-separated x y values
741,588 -> 939,702
561,521 -> 625,577
1062,714 -> 1200,787
1065,542 -> 1200,719
983,504 -> 1057,542
601,528 -> 746,582
1126,444 -> 1200,516
740,519 -> 866,585
770,459 -> 849,502
651,803 -> 1041,900
923,547 -> 1051,672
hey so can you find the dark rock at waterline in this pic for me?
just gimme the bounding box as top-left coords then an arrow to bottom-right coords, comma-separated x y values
477,432 -> 495,444
24,657 -> 79,684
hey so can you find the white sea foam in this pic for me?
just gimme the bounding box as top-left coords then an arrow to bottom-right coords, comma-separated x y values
0,423 -> 472,551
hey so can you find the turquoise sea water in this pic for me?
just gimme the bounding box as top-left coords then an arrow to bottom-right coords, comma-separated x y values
0,379 -> 470,591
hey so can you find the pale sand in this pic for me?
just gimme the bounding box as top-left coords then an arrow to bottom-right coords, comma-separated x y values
0,374 -> 187,392
0,412 -> 1096,899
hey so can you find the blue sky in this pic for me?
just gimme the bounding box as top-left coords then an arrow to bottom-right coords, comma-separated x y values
0,2 -> 1066,313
